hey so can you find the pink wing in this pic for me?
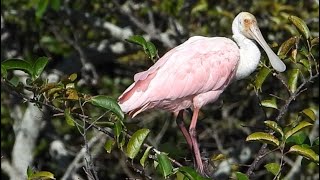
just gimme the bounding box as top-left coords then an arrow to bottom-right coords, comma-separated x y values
133,36 -> 208,81
118,36 -> 240,117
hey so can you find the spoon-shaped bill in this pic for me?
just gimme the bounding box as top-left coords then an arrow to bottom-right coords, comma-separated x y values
249,26 -> 286,72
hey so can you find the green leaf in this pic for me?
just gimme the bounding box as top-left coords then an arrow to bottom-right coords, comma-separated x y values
126,35 -> 147,48
299,59 -> 311,70
1,65 -> 7,78
140,146 -> 152,167
287,68 -> 300,93
126,128 -> 150,159
264,121 -> 284,137
65,83 -> 75,89
68,73 -> 77,82
113,120 -> 122,139
89,95 -> 124,120
211,153 -> 227,162
64,108 -> 75,126
35,0 -> 49,18
235,172 -> 249,180
8,75 -> 23,88
277,36 -> 299,57
1,58 -> 33,76
40,83 -> 58,93
300,108 -> 316,122
176,171 -> 188,180
264,162 -> 280,176
157,153 -> 173,178
288,15 -> 311,40
286,131 -> 310,145
27,166 -> 34,177
146,41 -> 158,62
178,166 -> 210,180
126,35 -> 158,62
104,139 -> 115,153
288,145 -> 319,162
246,132 -> 280,146
261,98 -> 278,109
33,57 -> 49,79
253,67 -> 271,91
29,171 -> 55,180
47,87 -> 63,99
284,121 -> 313,140
119,133 -> 126,149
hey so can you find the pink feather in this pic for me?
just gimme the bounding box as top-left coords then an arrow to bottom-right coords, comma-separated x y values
118,36 -> 240,117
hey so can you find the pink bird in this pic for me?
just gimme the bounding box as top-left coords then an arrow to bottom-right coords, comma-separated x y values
118,12 -> 286,174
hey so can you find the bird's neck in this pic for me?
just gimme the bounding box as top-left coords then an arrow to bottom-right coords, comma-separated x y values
233,34 -> 261,80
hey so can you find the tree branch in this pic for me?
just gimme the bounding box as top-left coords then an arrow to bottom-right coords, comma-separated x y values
61,132 -> 106,180
1,80 -> 183,173
1,79 -> 44,180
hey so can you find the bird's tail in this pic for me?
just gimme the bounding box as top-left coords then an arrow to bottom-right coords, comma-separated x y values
118,71 -> 157,118
118,93 -> 150,118
118,83 -> 150,118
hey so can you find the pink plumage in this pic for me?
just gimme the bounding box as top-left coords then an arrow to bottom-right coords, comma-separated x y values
118,36 -> 239,117
118,12 -> 286,174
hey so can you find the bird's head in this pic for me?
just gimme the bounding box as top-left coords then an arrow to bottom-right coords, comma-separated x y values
232,12 -> 286,72
236,12 -> 259,39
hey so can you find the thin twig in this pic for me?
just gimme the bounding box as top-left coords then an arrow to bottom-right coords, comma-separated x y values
272,73 -> 290,95
86,111 -> 109,131
79,99 -> 99,180
273,148 -> 285,180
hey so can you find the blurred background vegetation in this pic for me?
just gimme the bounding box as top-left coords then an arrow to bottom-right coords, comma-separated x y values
1,0 -> 319,179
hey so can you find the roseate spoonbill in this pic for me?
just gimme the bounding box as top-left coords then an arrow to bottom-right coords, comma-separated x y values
118,12 -> 286,173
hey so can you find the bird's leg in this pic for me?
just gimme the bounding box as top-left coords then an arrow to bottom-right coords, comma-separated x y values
175,110 -> 193,151
189,108 -> 204,173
